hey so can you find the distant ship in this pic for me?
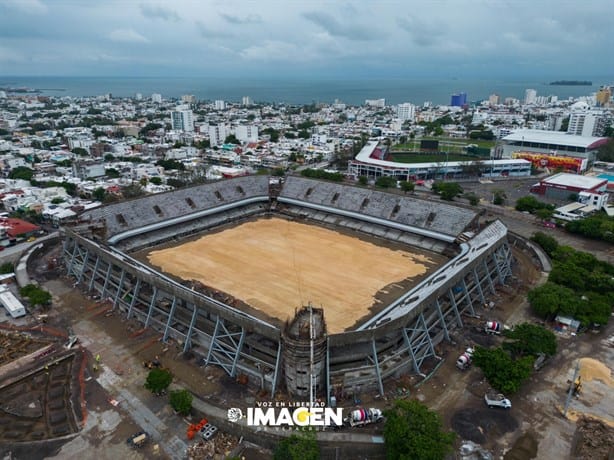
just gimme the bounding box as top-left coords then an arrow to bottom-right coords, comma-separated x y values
549,80 -> 592,86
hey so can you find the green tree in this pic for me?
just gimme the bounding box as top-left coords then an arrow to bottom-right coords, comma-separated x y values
503,323 -> 557,357
224,134 -> 239,144
527,282 -> 576,319
272,168 -> 285,177
472,347 -> 534,394
358,176 -> 368,186
0,262 -> 14,274
383,399 -> 455,460
169,389 -> 193,415
534,208 -> 554,220
399,180 -> 415,193
493,189 -> 506,205
273,431 -> 319,460
597,138 -> 614,162
105,168 -> 120,178
144,368 -> 172,394
464,192 -> 480,206
149,177 -> 163,185
8,166 -> 34,181
50,197 -> 65,204
19,284 -> 52,307
432,181 -> 463,201
121,183 -> 145,199
92,187 -> 106,202
530,232 -> 559,257
375,176 -> 397,188
72,147 -> 88,156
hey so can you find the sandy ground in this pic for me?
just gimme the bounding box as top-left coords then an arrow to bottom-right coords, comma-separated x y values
147,218 -> 439,333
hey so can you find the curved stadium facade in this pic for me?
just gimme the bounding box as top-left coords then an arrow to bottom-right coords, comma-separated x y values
62,175 -> 513,398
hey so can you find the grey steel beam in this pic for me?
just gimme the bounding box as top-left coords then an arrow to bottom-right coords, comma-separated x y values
271,343 -> 282,398
100,262 -> 113,300
113,269 -> 125,308
434,299 -> 450,341
206,316 -> 222,366
67,243 -> 78,276
163,296 -> 178,342
461,278 -> 475,316
473,268 -> 486,304
448,289 -> 463,327
144,287 -> 158,328
88,255 -> 101,292
483,259 -> 496,294
76,248 -> 89,284
127,278 -> 141,319
183,304 -> 199,353
371,339 -> 384,396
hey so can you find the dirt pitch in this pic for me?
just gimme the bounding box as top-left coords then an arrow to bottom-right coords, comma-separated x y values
147,217 -> 443,333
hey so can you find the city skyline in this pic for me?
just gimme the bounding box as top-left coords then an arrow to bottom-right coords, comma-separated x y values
0,0 -> 612,78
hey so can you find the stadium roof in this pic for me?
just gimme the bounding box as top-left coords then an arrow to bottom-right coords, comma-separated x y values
501,130 -> 607,149
354,141 -> 529,169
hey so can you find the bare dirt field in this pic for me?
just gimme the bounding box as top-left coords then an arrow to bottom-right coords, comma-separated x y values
146,217 -> 444,333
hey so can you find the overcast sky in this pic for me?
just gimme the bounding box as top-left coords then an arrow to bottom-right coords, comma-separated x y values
0,0 -> 612,78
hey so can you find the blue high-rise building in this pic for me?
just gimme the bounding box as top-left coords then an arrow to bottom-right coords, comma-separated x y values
450,92 -> 467,107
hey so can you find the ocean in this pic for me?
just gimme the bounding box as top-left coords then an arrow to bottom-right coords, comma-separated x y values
0,75 -> 610,106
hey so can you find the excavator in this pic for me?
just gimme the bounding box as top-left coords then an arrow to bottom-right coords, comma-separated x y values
567,375 -> 582,397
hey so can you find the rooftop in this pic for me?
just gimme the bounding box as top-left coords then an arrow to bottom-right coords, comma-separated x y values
543,173 -> 608,189
502,130 -> 608,149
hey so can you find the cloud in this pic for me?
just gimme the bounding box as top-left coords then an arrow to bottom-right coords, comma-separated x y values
139,4 -> 180,22
108,29 -> 149,44
302,11 -> 374,41
397,16 -> 443,47
240,40 -> 304,62
0,0 -> 47,15
195,21 -> 232,39
0,45 -> 24,62
220,13 -> 262,25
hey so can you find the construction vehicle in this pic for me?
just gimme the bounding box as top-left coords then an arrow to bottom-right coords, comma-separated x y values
456,347 -> 474,370
142,358 -> 161,369
484,392 -> 512,409
127,431 -> 148,448
484,321 -> 506,335
345,408 -> 384,427
567,375 -> 582,397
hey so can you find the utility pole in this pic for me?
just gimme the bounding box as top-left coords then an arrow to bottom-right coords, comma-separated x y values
563,361 -> 580,417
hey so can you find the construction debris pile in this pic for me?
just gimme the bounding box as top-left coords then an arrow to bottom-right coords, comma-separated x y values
186,433 -> 239,460
572,417 -> 614,460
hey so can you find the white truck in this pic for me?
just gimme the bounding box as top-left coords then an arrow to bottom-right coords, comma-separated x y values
345,408 -> 384,427
484,393 -> 511,409
456,347 -> 474,370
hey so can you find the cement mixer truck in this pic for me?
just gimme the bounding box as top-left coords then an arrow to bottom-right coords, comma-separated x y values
456,347 -> 475,370
484,321 -> 506,335
345,408 -> 384,427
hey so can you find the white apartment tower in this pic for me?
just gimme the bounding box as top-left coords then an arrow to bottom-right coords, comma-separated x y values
214,100 -> 226,110
365,98 -> 386,108
235,125 -> 258,143
209,123 -> 228,146
181,94 -> 196,104
396,103 -> 415,121
567,109 -> 607,137
242,96 -> 253,106
524,89 -> 537,105
170,106 -> 194,132
151,93 -> 162,103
